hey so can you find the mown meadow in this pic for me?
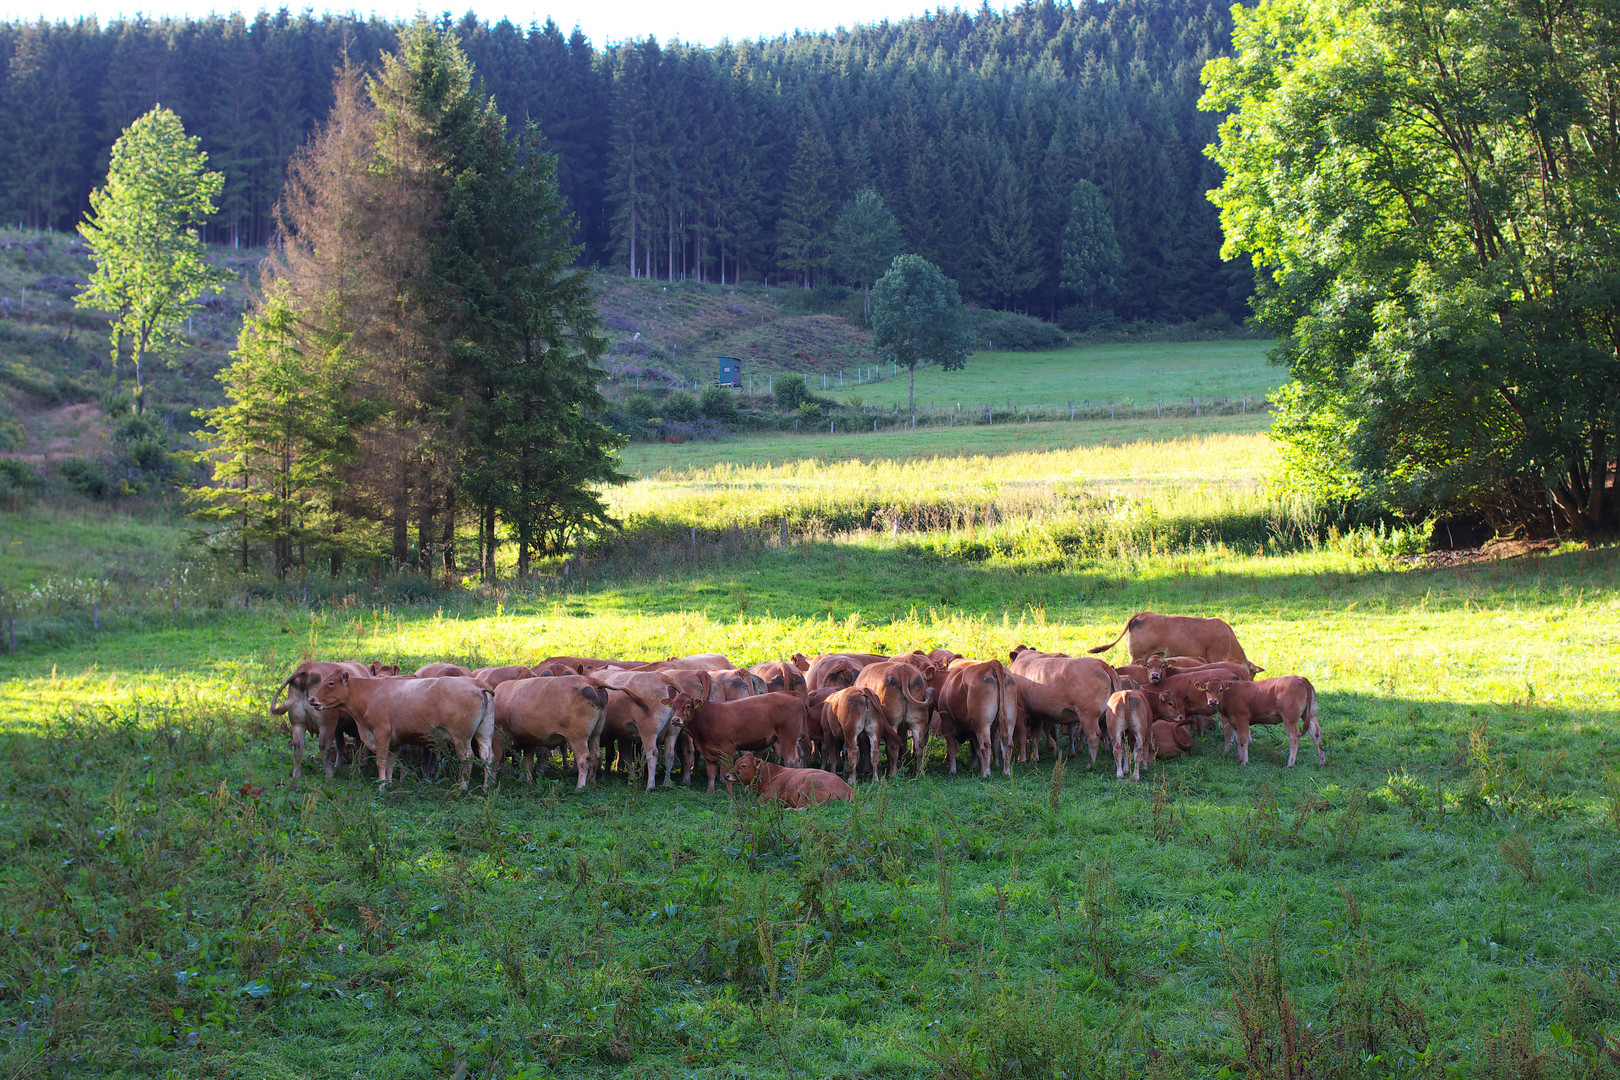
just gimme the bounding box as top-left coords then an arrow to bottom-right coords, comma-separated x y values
1,412 -> 1618,1079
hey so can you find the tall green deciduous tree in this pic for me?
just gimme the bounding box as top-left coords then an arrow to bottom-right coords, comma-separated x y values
77,106 -> 226,413
870,254 -> 973,418
1060,179 -> 1123,310
1202,0 -> 1620,536
829,188 -> 903,319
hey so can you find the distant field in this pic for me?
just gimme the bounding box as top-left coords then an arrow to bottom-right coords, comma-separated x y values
617,413 -> 1273,475
817,339 -> 1281,411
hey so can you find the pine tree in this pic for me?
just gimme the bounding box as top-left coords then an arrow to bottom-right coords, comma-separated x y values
1060,178 -> 1123,310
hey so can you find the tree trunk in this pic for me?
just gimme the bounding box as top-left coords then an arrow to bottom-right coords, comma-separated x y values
391,457 -> 409,566
417,470 -> 434,572
909,364 -> 916,418
1587,427 -> 1606,525
482,503 -> 497,581
133,327 -> 149,413
441,488 -> 456,572
517,520 -> 531,579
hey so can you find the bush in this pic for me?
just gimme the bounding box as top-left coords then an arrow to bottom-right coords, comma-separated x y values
623,392 -> 660,420
661,391 -> 700,422
773,377 -> 813,411
112,412 -> 177,477
59,456 -> 112,499
698,386 -> 737,421
972,309 -> 1066,351
1057,306 -> 1117,333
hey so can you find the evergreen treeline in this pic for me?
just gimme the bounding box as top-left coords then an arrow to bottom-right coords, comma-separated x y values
1,0 -> 1249,320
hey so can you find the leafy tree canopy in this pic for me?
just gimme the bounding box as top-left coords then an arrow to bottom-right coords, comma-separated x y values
77,105 -> 226,413
869,254 -> 973,416
1202,0 -> 1620,536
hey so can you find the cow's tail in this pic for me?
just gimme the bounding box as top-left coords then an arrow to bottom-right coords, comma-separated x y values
270,671 -> 301,715
1087,624 -> 1128,655
1306,681 -> 1323,758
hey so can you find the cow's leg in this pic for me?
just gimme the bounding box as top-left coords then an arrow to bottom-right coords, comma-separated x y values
706,754 -> 720,795
883,728 -> 902,778
456,738 -> 474,791
1237,724 -> 1251,765
1222,720 -> 1237,756
975,724 -> 993,778
289,719 -> 305,787
644,732 -> 660,792
1285,716 -> 1301,768
566,738 -> 586,788
945,730 -> 959,775
680,733 -> 696,785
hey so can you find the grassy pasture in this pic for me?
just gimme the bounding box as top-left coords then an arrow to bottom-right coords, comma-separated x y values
2,415 -> 1619,1079
817,340 -> 1283,413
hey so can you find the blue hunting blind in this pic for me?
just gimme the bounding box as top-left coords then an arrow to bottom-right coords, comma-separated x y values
715,356 -> 743,387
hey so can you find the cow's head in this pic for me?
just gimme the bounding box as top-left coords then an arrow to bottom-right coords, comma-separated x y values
368,661 -> 400,676
309,668 -> 352,710
660,686 -> 697,727
1009,644 -> 1030,663
723,751 -> 763,786
1193,681 -> 1224,711
1157,691 -> 1181,719
1144,656 -> 1170,684
791,653 -> 811,672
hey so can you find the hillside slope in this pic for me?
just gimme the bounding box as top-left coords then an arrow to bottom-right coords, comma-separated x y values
594,276 -> 877,389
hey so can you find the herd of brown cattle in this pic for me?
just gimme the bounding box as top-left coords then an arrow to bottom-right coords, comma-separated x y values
270,611 -> 1326,806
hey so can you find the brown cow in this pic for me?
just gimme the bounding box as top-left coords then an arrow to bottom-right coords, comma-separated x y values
820,686 -> 886,781
415,662 -> 475,678
533,662 -> 586,677
934,660 -> 1018,778
1115,663 -> 1153,687
1150,719 -> 1195,759
798,653 -> 864,692
853,661 -> 935,777
1088,612 -> 1250,664
657,653 -> 735,671
663,690 -> 808,794
1007,653 -> 1118,765
709,668 -> 768,700
596,669 -> 713,785
1105,688 -> 1154,781
271,660 -> 376,785
491,675 -> 609,787
724,752 -> 854,807
1209,677 -> 1324,767
928,648 -> 964,669
472,665 -> 536,687
310,671 -> 494,790
1144,656 -> 1262,685
750,660 -> 809,702
1142,672 -> 1225,733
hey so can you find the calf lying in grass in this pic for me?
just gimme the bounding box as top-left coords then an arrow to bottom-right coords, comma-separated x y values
723,751 -> 854,807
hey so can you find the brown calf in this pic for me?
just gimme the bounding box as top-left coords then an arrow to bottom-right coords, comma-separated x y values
723,751 -> 854,807
1088,612 -> 1251,664
1006,653 -> 1118,765
664,690 -> 808,794
492,675 -> 609,787
1105,688 -> 1154,781
310,672 -> 494,790
820,686 -> 887,782
1210,677 -> 1324,767
415,662 -> 475,678
853,661 -> 935,777
934,659 -> 1018,778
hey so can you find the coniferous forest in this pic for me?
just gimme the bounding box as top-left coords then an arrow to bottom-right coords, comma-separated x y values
0,0 -> 1251,322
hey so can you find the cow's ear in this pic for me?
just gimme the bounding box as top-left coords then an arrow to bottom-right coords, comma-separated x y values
1194,681 -> 1205,690
340,670 -> 350,684
660,697 -> 675,708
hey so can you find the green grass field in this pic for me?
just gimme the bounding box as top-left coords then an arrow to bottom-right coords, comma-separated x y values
3,386 -> 1618,1078
816,340 -> 1282,412
617,413 -> 1274,476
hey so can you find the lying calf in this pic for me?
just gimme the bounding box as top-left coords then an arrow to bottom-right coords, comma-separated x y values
723,751 -> 853,807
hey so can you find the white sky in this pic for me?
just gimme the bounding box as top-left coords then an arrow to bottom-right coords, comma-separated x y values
4,0 -> 948,47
